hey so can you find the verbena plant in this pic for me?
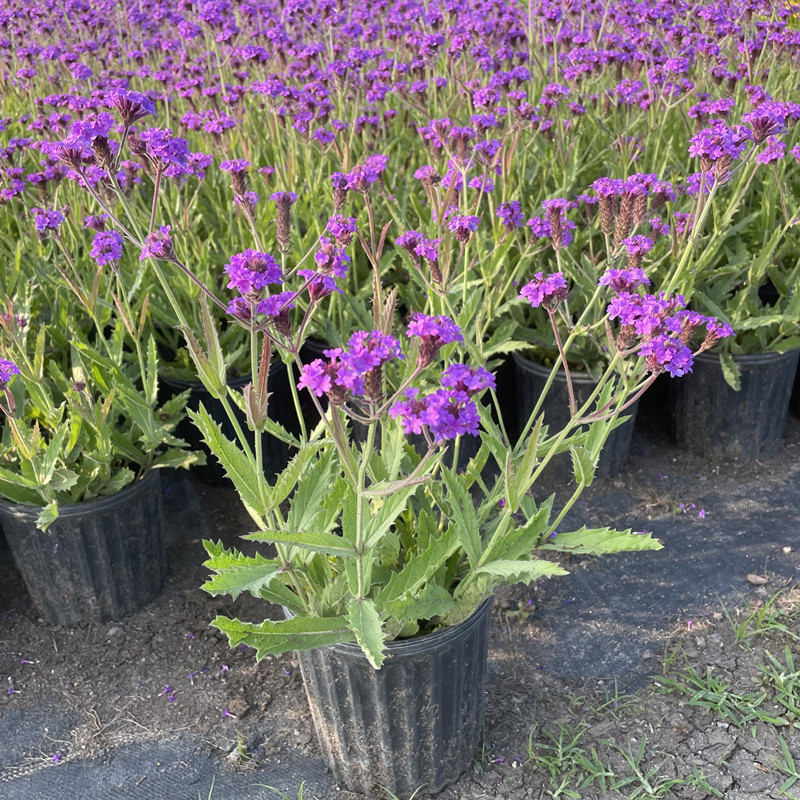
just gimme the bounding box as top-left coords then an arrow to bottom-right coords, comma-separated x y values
46,91 -> 735,667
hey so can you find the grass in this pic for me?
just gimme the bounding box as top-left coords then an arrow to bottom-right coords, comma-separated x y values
723,588 -> 800,647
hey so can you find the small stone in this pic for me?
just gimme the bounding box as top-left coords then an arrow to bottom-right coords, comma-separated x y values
746,573 -> 769,585
227,697 -> 249,717
643,649 -> 653,659
107,627 -> 121,637
695,636 -> 706,648
783,546 -> 792,554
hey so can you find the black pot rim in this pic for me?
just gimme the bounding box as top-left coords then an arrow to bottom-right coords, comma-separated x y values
693,348 -> 800,367
0,469 -> 160,522
512,350 -> 605,385
289,596 -> 494,661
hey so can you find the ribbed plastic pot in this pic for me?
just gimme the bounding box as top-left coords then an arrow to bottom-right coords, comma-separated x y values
160,364 -> 290,484
296,597 -> 493,796
792,360 -> 800,418
512,352 -> 638,480
0,470 -> 165,626
669,349 -> 800,460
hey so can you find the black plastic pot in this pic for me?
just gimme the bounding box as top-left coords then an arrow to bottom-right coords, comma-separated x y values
0,470 -> 165,625
160,364 -> 291,485
792,360 -> 800,419
512,352 -> 639,480
669,349 -> 800,460
296,597 -> 493,796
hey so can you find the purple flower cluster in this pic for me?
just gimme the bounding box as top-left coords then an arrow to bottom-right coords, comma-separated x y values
224,250 -> 282,298
519,272 -> 569,310
30,207 -> 65,233
389,364 -> 495,441
326,215 -> 358,246
407,313 -> 463,366
607,293 -> 733,377
688,121 -> 749,171
496,201 -> 524,230
220,159 -> 251,174
0,359 -> 20,389
599,269 -> 651,293
448,215 -> 480,243
90,230 -> 124,266
139,225 -> 173,261
297,330 -> 403,402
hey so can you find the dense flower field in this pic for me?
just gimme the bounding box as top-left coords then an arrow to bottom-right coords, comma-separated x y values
0,0 -> 797,379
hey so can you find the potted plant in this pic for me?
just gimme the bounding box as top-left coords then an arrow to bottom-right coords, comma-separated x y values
55,94 -> 738,791
0,195 -> 202,625
664,106 -> 800,460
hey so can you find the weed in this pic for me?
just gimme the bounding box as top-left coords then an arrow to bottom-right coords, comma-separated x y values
724,589 -> 800,647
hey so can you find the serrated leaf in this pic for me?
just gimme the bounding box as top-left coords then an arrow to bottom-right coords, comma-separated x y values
383,583 -> 455,624
188,404 -> 266,519
211,615 -> 353,661
202,539 -> 283,600
379,525 -> 459,604
540,527 -> 663,555
286,450 -> 334,532
36,500 -> 59,532
151,448 -> 207,470
364,483 -> 420,549
440,466 -> 481,568
570,444 -> 597,486
719,352 -> 741,391
243,529 -> 356,557
268,441 -> 324,507
347,597 -> 385,668
476,559 -> 569,582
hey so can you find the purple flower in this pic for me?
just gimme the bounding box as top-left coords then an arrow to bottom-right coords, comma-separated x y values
441,364 -> 496,396
407,313 -> 463,366
415,237 -> 440,263
390,386 -> 480,441
220,159 -> 251,174
63,112 -> 116,148
138,129 -> 191,169
0,359 -> 20,388
314,237 -> 350,279
414,165 -> 441,187
84,214 -> 109,231
519,272 -> 568,310
756,138 -> 786,165
620,236 -> 654,256
30,207 -> 65,234
599,269 -> 651,293
139,225 -> 173,261
257,291 -> 295,318
90,230 -> 124,266
297,358 -> 334,397
496,201 -> 524,230
225,250 -> 282,298
640,335 -> 694,377
327,215 -> 358,246
688,121 -> 749,171
448,215 -> 480,243
106,89 -> 157,125
270,190 -> 298,205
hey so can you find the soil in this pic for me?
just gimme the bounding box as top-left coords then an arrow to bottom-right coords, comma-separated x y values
1,389 -> 800,800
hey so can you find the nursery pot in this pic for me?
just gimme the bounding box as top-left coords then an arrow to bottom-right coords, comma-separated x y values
295,597 -> 493,796
792,360 -> 800,419
512,352 -> 639,480
669,349 -> 800,461
160,364 -> 291,484
0,470 -> 165,626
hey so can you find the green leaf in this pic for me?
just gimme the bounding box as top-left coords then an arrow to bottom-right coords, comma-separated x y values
151,448 -> 207,470
570,444 -> 597,487
346,597 -> 385,668
36,500 -> 59,532
540,527 -> 663,555
476,559 -> 569,582
211,615 -> 353,661
188,404 -> 266,519
268,441 -> 324,507
286,450 -> 334,532
243,529 -> 356,557
364,483 -> 420,549
378,525 -> 459,605
719,352 -> 741,392
483,499 -> 553,563
383,583 -> 455,624
202,540 -> 282,600
440,466 -> 481,568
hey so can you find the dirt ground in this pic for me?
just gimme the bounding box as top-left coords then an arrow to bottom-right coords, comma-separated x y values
1,389 -> 800,800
